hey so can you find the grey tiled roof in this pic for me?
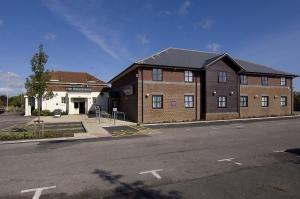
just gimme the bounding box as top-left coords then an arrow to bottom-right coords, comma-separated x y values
136,48 -> 296,76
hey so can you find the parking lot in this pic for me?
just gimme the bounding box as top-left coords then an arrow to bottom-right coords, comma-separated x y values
0,118 -> 299,198
0,113 -> 33,130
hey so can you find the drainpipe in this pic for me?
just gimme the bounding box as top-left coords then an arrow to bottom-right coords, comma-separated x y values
141,68 -> 144,123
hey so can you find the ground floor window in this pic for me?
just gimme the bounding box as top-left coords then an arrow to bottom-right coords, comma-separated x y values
152,95 -> 163,109
61,97 -> 66,104
218,96 -> 227,108
184,95 -> 194,108
240,96 -> 248,107
280,96 -> 287,106
93,97 -> 97,104
261,96 -> 269,107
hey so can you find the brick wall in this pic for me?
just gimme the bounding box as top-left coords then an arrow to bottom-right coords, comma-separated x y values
138,67 -> 201,123
240,76 -> 292,118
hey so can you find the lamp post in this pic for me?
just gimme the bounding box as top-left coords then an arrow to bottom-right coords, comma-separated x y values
6,72 -> 10,111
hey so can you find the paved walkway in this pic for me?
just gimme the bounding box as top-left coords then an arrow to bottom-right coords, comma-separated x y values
28,115 -> 136,138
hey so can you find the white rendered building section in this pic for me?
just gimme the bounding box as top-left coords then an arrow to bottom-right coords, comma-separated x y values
25,91 -> 109,115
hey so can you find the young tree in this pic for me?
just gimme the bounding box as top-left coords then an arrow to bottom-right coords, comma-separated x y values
25,44 -> 53,122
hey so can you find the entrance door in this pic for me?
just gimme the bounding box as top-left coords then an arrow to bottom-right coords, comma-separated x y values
79,102 -> 85,114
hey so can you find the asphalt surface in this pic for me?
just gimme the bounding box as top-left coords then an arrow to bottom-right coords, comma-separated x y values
0,118 -> 300,198
0,113 -> 33,130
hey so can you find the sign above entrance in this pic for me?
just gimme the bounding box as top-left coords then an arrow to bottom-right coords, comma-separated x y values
66,87 -> 92,92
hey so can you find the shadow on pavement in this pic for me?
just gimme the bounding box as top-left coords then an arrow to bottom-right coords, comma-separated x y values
285,148 -> 300,156
92,169 -> 182,199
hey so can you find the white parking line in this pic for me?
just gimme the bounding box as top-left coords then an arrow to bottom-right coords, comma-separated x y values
218,158 -> 234,162
21,186 -> 56,199
139,169 -> 163,179
218,158 -> 243,166
273,150 -> 285,153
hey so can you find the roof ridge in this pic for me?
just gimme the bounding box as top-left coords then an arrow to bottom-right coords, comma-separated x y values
168,47 -> 221,55
135,47 -> 171,63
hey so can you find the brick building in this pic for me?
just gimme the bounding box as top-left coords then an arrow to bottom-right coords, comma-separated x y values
109,48 -> 297,123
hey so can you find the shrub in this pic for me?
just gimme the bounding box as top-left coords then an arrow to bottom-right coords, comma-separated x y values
32,109 -> 53,116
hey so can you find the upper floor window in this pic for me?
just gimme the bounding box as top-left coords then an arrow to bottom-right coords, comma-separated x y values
152,95 -> 163,109
261,76 -> 268,85
280,96 -> 287,106
184,95 -> 194,108
152,68 -> 163,81
184,71 -> 193,82
261,96 -> 269,107
61,97 -> 66,104
218,96 -> 227,108
280,77 -> 287,86
240,75 -> 248,85
218,71 -> 227,82
240,96 -> 248,107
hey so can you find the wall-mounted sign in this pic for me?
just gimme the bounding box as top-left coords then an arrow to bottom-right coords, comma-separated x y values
171,100 -> 176,107
66,87 -> 92,92
123,85 -> 134,96
113,107 -> 117,112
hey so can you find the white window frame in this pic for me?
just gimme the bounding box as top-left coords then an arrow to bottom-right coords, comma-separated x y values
152,95 -> 163,109
280,77 -> 286,86
280,96 -> 287,106
61,97 -> 66,104
240,75 -> 248,85
184,71 -> 193,82
240,96 -> 248,107
261,96 -> 269,107
218,96 -> 227,108
184,95 -> 194,108
152,68 -> 163,81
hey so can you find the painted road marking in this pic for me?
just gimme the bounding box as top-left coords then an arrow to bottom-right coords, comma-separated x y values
139,169 -> 163,179
21,186 -> 56,199
218,158 -> 243,166
218,158 -> 235,162
273,150 -> 285,153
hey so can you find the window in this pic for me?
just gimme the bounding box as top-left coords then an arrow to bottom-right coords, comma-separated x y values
218,71 -> 227,82
93,97 -> 97,104
261,76 -> 268,85
184,95 -> 194,108
240,75 -> 248,85
152,68 -> 163,81
261,96 -> 269,107
184,71 -> 193,82
280,96 -> 287,106
61,97 -> 66,104
218,96 -> 227,108
240,96 -> 248,107
152,95 -> 163,109
280,77 -> 286,86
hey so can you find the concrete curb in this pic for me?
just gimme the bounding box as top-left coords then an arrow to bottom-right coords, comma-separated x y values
142,115 -> 300,129
0,133 -> 112,145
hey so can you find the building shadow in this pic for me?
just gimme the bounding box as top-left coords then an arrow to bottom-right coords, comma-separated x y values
284,148 -> 300,164
92,169 -> 182,199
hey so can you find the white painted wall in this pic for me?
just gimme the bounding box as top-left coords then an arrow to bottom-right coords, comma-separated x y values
42,92 -> 67,112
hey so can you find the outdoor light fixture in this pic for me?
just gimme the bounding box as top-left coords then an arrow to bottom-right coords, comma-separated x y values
254,95 -> 258,99
145,93 -> 150,97
212,91 -> 217,95
230,91 -> 234,95
274,95 -> 278,99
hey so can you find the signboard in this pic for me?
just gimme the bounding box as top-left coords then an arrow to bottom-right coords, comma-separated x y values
171,100 -> 176,107
66,87 -> 92,92
123,85 -> 134,96
113,107 -> 118,112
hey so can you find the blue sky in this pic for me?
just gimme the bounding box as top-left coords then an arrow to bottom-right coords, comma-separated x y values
1,0 -> 300,95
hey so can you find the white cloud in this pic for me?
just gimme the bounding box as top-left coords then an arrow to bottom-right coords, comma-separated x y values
137,33 -> 149,45
44,32 -> 57,40
0,19 -> 3,26
194,19 -> 213,30
178,0 -> 191,15
44,0 -> 131,62
207,43 -> 221,52
0,72 -> 25,96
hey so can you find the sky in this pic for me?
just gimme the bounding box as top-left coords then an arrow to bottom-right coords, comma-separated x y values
1,0 -> 300,96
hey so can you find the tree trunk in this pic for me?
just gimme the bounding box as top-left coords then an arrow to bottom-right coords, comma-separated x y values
37,97 -> 41,122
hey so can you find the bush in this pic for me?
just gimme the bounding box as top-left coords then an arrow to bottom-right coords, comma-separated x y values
32,109 -> 53,116
0,132 -> 34,141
